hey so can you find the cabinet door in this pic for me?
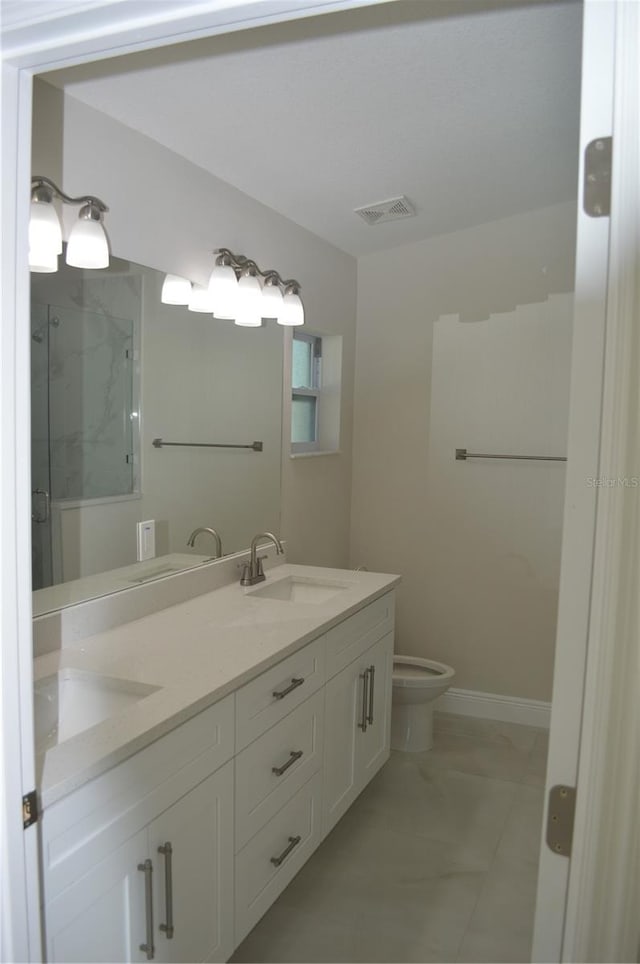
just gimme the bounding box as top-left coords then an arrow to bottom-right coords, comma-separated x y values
150,760 -> 234,964
357,632 -> 393,788
322,658 -> 362,837
44,829 -> 148,964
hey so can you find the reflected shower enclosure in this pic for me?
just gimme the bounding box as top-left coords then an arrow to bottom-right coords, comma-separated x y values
30,265 -> 140,590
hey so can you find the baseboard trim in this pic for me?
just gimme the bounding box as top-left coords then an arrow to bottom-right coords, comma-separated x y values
437,687 -> 551,729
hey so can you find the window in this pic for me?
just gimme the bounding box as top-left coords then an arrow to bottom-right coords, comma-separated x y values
291,332 -> 322,452
290,329 -> 342,456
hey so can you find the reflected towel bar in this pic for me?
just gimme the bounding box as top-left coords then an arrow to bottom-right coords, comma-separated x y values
153,438 -> 263,452
456,448 -> 566,462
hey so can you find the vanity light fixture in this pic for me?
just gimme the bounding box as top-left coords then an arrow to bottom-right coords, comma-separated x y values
29,176 -> 109,272
161,274 -> 191,305
160,248 -> 305,327
188,283 -> 214,313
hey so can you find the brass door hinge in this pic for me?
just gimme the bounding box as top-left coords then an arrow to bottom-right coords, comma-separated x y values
584,137 -> 612,217
546,785 -> 576,857
23,789 -> 38,829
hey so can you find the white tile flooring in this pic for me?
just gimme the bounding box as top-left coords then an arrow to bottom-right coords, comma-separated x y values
231,713 -> 548,964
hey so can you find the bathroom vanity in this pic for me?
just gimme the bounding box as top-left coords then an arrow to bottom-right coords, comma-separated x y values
34,562 -> 399,962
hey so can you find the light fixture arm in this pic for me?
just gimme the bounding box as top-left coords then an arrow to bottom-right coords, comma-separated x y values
215,248 -> 300,292
31,175 -> 108,213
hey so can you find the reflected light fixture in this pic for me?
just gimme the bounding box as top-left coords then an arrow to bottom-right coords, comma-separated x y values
161,274 -> 191,305
160,248 -> 304,329
30,176 -> 109,272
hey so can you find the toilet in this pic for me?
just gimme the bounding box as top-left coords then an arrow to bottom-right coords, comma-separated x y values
391,655 -> 455,752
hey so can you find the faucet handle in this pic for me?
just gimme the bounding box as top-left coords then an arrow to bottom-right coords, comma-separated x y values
256,555 -> 268,578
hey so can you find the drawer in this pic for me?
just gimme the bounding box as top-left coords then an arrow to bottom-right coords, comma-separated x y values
41,694 -> 235,900
325,591 -> 395,679
235,689 -> 324,850
236,637 -> 325,749
235,771 -> 322,946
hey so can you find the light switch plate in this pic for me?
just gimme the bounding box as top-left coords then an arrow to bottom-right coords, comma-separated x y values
136,520 -> 156,561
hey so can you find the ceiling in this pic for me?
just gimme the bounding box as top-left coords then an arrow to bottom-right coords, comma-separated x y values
43,0 -> 583,256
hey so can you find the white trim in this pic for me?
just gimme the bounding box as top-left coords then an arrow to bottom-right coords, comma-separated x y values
561,4 -> 640,961
438,687 -> 551,729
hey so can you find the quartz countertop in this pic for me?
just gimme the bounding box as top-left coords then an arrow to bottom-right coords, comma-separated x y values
35,564 -> 400,808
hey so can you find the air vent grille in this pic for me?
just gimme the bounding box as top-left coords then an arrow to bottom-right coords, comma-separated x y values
354,195 -> 416,226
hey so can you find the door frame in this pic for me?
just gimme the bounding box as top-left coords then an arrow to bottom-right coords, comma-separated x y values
1,1 -> 638,961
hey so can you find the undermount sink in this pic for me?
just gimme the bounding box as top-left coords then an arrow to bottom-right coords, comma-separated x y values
248,576 -> 351,604
34,669 -> 160,756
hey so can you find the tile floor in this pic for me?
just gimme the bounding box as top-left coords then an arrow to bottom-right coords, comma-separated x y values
231,713 -> 548,964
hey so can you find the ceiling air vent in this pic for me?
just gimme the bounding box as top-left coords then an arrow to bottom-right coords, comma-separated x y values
354,195 -> 416,226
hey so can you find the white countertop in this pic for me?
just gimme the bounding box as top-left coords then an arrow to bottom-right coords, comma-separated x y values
35,564 -> 400,808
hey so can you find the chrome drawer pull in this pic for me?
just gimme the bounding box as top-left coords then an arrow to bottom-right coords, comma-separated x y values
272,750 -> 303,777
158,842 -> 174,939
270,834 -> 302,867
367,664 -> 376,725
272,677 -> 304,700
358,670 -> 369,731
137,859 -> 155,960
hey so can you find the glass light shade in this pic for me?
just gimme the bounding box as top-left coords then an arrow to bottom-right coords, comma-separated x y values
209,263 -> 238,319
161,274 -> 191,305
29,245 -> 58,273
237,273 -> 262,316
66,217 -> 109,269
261,283 -> 284,320
234,311 -> 262,327
188,283 -> 214,312
29,199 -> 62,256
279,290 -> 305,326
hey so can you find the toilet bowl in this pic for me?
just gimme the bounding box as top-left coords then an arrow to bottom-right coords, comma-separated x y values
391,655 -> 455,752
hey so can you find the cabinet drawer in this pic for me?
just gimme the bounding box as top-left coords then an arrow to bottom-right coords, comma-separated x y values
235,690 -> 324,850
324,591 -> 395,679
41,694 -> 235,900
235,771 -> 322,946
236,637 -> 325,750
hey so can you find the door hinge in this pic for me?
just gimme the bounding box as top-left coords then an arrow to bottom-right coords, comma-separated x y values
546,784 -> 576,857
584,136 -> 612,217
23,790 -> 38,829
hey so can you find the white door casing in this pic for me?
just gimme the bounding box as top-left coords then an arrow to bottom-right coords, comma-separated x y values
533,1 -> 640,961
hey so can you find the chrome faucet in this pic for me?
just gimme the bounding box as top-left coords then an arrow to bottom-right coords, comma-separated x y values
186,526 -> 223,559
240,532 -> 284,586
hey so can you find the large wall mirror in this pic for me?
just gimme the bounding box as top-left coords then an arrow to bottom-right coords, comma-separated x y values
31,253 -> 283,616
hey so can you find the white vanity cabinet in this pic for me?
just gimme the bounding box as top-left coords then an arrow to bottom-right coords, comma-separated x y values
40,585 -> 397,963
41,696 -> 235,964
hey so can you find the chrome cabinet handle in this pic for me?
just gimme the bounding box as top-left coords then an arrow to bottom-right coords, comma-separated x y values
270,835 -> 302,867
272,677 -> 304,700
367,664 -> 376,725
137,859 -> 155,960
358,670 -> 369,731
272,750 -> 303,777
158,842 -> 174,939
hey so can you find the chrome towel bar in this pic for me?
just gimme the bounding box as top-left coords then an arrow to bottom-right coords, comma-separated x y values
456,448 -> 567,462
153,438 -> 263,451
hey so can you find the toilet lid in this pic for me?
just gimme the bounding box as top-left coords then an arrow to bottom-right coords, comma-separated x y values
392,656 -> 454,686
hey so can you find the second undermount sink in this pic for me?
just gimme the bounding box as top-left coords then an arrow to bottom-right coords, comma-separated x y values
34,669 -> 160,756
248,576 -> 351,604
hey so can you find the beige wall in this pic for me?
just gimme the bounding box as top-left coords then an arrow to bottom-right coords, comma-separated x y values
32,81 -> 357,572
351,203 -> 577,701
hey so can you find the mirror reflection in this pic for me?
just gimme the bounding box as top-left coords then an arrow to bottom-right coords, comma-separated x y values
31,254 -> 283,616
